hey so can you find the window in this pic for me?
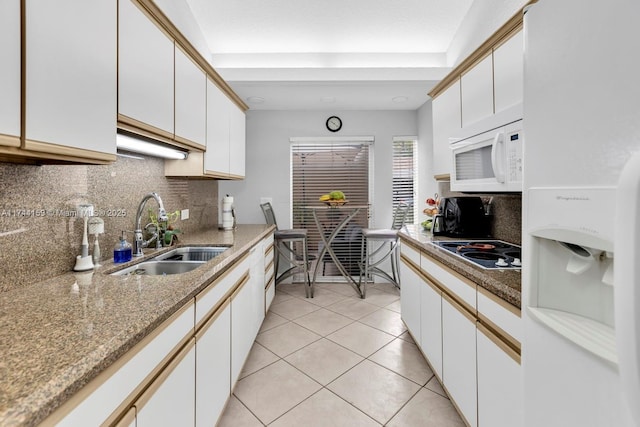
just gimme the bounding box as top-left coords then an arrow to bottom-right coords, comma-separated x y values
392,137 -> 417,224
290,137 -> 372,277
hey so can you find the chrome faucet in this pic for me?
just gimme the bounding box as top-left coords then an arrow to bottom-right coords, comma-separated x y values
133,192 -> 169,257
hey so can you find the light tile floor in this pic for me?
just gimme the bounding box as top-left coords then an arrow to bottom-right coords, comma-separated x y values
218,281 -> 466,426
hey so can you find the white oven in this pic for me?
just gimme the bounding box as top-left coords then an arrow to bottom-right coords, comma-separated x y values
450,118 -> 523,193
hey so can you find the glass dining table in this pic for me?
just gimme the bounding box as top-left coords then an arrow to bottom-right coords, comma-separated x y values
305,204 -> 368,297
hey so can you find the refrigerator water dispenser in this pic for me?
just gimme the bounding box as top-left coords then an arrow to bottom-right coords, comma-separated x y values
526,187 -> 617,364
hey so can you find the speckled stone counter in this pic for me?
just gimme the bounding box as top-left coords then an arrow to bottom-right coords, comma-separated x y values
400,224 -> 521,309
0,224 -> 274,427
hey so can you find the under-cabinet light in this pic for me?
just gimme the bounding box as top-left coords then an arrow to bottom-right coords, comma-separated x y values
116,133 -> 188,160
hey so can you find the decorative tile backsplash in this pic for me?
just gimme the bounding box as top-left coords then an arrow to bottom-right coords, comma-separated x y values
0,155 -> 218,292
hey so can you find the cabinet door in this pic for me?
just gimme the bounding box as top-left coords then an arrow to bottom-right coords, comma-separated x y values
265,277 -> 275,313
135,339 -> 196,427
229,104 -> 246,178
196,299 -> 231,427
205,79 -> 231,176
175,46 -> 206,148
231,274 -> 254,386
477,323 -> 522,427
420,278 -> 443,380
57,303 -> 194,427
442,295 -> 477,427
400,257 -> 421,343
432,79 -> 461,176
250,242 -> 266,335
0,0 -> 20,147
493,30 -> 524,114
461,54 -> 494,127
25,0 -> 116,158
119,0 -> 174,136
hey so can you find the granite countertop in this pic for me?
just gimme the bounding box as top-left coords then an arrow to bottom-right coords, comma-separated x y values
400,224 -> 521,309
0,224 -> 274,427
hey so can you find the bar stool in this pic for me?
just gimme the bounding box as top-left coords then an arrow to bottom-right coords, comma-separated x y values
260,202 -> 314,298
358,202 -> 410,298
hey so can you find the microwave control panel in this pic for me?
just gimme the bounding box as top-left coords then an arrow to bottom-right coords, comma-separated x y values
506,129 -> 523,183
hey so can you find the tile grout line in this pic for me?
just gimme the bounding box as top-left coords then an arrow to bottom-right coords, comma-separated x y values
234,283 -> 417,425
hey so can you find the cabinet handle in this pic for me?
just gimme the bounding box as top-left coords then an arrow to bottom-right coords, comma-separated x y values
477,322 -> 520,364
230,272 -> 250,299
443,292 -> 476,323
134,338 -> 195,410
196,298 -> 231,340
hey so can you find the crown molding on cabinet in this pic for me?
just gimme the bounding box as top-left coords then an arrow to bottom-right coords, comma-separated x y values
428,2 -> 533,100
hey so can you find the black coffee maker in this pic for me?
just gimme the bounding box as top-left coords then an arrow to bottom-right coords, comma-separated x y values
432,196 -> 491,237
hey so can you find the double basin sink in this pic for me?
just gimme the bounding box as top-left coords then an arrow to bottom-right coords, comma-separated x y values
111,246 -> 229,276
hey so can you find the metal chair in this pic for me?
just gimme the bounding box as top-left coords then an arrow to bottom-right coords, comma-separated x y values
260,202 -> 315,298
358,202 -> 411,298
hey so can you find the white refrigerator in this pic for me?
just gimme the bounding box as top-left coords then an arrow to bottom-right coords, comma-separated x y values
522,0 -> 640,426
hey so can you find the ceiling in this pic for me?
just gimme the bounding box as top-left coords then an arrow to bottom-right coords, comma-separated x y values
185,0 -> 474,111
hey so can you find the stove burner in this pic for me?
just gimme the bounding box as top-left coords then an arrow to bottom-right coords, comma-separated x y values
463,251 -> 503,261
430,240 -> 521,270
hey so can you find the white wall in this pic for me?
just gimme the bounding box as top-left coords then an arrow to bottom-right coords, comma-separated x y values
220,110 -> 418,229
447,0 -> 529,66
416,100 -> 437,220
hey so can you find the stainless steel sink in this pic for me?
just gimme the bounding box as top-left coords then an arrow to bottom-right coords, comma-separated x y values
111,260 -> 206,276
110,246 -> 229,276
152,246 -> 229,262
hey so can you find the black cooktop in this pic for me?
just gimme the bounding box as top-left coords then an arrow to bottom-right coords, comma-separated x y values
430,240 -> 521,270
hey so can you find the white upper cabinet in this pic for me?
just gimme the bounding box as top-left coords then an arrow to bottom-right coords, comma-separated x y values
493,30 -> 524,114
119,0 -> 174,137
461,54 -> 494,127
175,46 -> 206,148
205,79 -> 231,176
432,80 -> 461,176
0,0 -> 20,147
24,0 -> 116,160
229,104 -> 246,178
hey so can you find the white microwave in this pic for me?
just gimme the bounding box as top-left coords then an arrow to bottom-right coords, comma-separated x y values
450,119 -> 523,192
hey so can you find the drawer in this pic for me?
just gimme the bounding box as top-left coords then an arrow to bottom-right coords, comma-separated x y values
195,251 -> 250,327
477,286 -> 521,349
400,241 -> 421,266
421,253 -> 476,311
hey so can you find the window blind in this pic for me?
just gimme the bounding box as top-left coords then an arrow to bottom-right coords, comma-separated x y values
290,140 -> 371,276
392,138 -> 417,224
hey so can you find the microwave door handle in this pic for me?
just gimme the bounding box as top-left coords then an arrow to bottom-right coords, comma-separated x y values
491,131 -> 506,183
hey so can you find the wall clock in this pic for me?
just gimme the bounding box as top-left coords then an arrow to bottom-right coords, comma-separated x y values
326,116 -> 342,132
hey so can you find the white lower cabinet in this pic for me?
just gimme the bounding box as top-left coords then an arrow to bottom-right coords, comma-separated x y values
56,302 -> 195,426
135,338 -> 196,427
400,256 -> 421,343
442,294 -> 478,427
400,239 -> 522,427
477,323 -> 523,427
250,243 -> 266,335
195,299 -> 231,427
231,273 -> 255,386
420,277 -> 443,379
51,236 -> 272,427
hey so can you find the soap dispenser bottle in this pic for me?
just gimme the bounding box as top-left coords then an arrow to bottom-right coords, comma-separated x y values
114,231 -> 132,263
